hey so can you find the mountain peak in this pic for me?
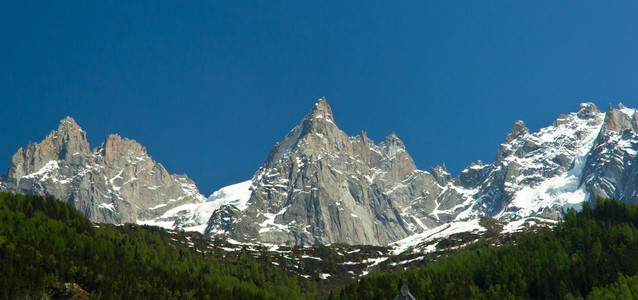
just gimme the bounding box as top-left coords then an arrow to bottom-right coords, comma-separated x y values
3,116 -> 205,224
306,97 -> 334,123
263,97 -> 344,166
41,116 -> 91,158
100,134 -> 148,166
600,102 -> 638,134
505,120 -> 528,143
383,132 -> 405,149
61,116 -> 78,125
430,163 -> 451,186
577,103 -> 600,119
57,116 -> 84,134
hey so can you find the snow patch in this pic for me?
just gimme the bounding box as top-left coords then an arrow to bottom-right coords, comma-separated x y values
22,160 -> 60,180
98,202 -> 115,212
499,115 -> 602,219
259,206 -> 289,233
391,218 -> 485,255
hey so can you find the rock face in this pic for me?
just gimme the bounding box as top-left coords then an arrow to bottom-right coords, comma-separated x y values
0,117 -> 205,223
462,102 -> 605,221
192,99 -> 478,245
191,99 -> 629,245
203,99 -> 475,245
581,104 -> 638,203
5,100 -> 638,247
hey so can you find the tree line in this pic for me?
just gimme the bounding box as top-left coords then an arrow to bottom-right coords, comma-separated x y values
4,191 -> 638,299
332,198 -> 638,299
0,192 -> 316,299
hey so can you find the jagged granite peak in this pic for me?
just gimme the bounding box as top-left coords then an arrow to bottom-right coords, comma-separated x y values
7,117 -> 90,179
264,97 -> 344,168
190,101 -> 624,245
54,116 -> 92,157
14,101 -> 638,249
581,104 -> 638,203
470,160 -> 484,167
100,134 -> 148,166
312,96 -> 335,122
377,132 -> 417,182
203,97 -> 444,245
430,163 -> 451,186
505,120 -> 529,143
577,102 -> 601,119
360,130 -> 371,144
90,100 -> 638,248
495,120 -> 529,165
464,103 -> 606,221
599,103 -> 638,135
1,117 -> 205,224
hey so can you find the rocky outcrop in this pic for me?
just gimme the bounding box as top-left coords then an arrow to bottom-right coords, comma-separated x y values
204,98 -> 451,245
198,100 -> 614,245
581,104 -> 638,202
505,120 -> 529,144
7,100 -> 638,248
0,117 -> 205,223
467,102 -> 604,220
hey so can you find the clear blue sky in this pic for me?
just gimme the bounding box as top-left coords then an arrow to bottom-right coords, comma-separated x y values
1,1 -> 637,195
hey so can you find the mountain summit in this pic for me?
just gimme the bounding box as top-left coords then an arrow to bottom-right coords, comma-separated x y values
4,100 -> 638,247
199,98 -> 437,244
191,99 -> 630,245
0,117 -> 205,223
264,97 -> 342,167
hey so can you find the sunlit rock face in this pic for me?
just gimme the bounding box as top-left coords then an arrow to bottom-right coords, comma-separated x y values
204,98 -> 448,245
5,100 -> 638,247
1,116 -> 205,223
201,100 -> 621,246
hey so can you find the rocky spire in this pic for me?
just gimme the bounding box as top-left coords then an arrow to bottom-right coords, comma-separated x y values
309,96 -> 334,122
431,163 -> 451,186
7,117 -> 91,178
469,160 -> 484,167
49,116 -> 91,159
495,120 -> 529,165
603,103 -> 619,132
2,116 -> 205,224
361,130 -> 371,144
209,97 -> 430,245
382,132 -> 406,150
577,103 -> 600,119
505,120 -> 529,143
377,132 -> 416,181
263,97 -> 346,167
305,96 -> 336,135
100,134 -> 148,166
600,103 -> 638,134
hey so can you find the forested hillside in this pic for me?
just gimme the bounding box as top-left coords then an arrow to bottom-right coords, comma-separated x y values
4,192 -> 638,299
0,192 -> 316,299
333,199 -> 638,299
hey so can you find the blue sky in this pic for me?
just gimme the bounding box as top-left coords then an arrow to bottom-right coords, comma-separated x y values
1,1 -> 637,195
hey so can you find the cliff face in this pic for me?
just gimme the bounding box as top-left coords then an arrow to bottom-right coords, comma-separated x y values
1,117 -> 205,223
197,100 -> 618,245
5,100 -> 638,247
581,104 -> 638,203
463,103 -> 605,221
203,98 -> 465,245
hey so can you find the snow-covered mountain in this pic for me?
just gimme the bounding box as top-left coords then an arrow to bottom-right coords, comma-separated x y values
0,117 -> 206,223
458,102 -> 604,221
139,99 -> 638,246
3,100 -> 638,247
